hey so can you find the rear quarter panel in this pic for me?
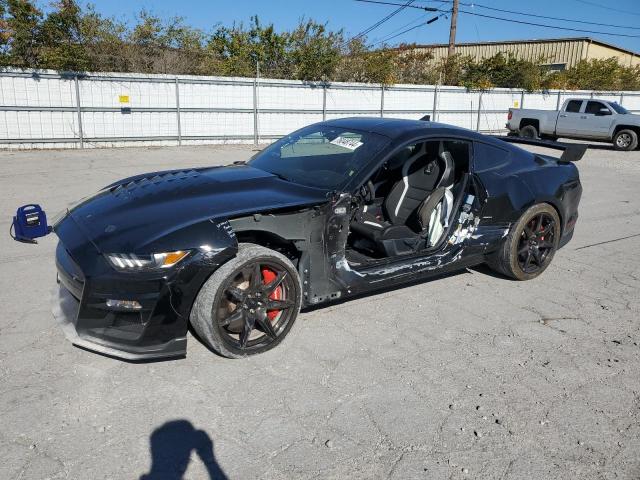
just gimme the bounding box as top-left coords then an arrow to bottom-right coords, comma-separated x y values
475,145 -> 581,242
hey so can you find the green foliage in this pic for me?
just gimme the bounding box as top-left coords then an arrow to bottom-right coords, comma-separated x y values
459,52 -> 547,91
393,46 -> 439,85
126,11 -> 205,74
544,58 -> 640,91
335,38 -> 396,84
206,16 -> 290,78
1,2 -> 639,91
287,20 -> 342,81
40,0 -> 90,71
1,0 -> 43,68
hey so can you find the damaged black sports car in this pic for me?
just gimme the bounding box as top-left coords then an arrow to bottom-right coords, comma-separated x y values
46,117 -> 582,359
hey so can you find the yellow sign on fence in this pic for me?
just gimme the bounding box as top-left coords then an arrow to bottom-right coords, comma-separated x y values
119,95 -> 130,104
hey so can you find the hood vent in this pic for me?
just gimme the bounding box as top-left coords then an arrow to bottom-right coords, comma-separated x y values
110,170 -> 201,197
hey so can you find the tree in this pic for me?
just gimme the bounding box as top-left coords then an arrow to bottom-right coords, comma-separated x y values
2,0 -> 42,68
459,53 -> 546,91
40,0 -> 90,71
205,16 -> 290,78
335,38 -> 396,84
78,5 -> 128,72
393,45 -> 438,85
287,20 -> 342,81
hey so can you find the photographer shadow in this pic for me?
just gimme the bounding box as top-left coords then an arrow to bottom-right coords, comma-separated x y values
140,420 -> 228,480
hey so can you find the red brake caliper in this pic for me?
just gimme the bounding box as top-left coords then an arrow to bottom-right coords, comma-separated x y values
261,267 -> 282,321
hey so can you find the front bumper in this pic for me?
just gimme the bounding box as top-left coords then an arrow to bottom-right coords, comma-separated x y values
52,284 -> 187,360
52,239 -> 235,361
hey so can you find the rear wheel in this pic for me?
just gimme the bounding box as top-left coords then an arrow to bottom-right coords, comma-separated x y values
519,125 -> 539,139
190,244 -> 301,358
487,204 -> 560,281
613,129 -> 638,151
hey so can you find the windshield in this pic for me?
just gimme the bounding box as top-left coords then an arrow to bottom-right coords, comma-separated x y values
249,124 -> 390,190
609,102 -> 629,114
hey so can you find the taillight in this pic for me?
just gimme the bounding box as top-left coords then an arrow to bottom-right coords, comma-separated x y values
507,110 -> 513,120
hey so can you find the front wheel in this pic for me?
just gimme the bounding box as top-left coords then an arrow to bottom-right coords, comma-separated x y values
613,129 -> 638,151
487,204 -> 560,281
190,244 -> 302,358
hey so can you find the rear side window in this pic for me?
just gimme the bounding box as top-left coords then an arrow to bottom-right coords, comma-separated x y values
473,142 -> 511,173
585,101 -> 607,114
565,100 -> 582,113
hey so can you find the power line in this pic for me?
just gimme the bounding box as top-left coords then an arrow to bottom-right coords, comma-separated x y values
354,0 -> 437,12
377,14 -> 445,46
458,9 -> 640,39
572,0 -> 640,17
463,2 -> 640,31
351,0 -> 417,42
370,13 -> 429,44
373,23 -> 427,45
413,0 -> 640,31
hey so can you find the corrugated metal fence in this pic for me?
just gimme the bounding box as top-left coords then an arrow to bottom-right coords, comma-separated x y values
1,69 -> 640,149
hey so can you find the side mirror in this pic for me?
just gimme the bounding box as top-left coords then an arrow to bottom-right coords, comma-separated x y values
597,108 -> 612,116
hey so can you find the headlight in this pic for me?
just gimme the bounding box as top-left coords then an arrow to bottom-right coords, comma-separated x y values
105,251 -> 190,272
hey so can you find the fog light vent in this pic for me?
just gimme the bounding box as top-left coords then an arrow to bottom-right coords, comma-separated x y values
106,299 -> 142,310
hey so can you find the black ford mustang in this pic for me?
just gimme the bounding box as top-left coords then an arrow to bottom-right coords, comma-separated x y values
49,118 -> 582,360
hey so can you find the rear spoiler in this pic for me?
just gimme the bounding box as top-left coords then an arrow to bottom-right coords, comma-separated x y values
490,136 -> 587,163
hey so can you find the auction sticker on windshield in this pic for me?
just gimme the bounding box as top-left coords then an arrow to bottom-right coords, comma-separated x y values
330,136 -> 363,151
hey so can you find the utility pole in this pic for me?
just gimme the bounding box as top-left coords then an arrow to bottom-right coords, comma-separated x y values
447,0 -> 459,58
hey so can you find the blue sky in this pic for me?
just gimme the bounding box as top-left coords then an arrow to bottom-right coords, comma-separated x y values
70,0 -> 640,53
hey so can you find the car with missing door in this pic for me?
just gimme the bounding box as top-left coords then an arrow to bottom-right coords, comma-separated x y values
507,98 -> 640,150
46,118 -> 582,360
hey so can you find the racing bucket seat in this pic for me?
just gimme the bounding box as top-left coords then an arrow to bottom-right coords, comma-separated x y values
351,144 -> 456,257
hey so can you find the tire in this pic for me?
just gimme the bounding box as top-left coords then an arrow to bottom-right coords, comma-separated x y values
519,125 -> 539,139
487,203 -> 561,281
613,129 -> 638,151
190,243 -> 302,358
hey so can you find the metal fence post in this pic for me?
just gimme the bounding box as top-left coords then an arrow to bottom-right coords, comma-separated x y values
253,78 -> 258,146
380,85 -> 385,117
620,92 -> 625,106
556,90 -> 562,110
432,85 -> 439,121
322,83 -> 327,121
175,77 -> 182,146
476,91 -> 483,132
74,74 -> 84,148
520,90 -> 525,109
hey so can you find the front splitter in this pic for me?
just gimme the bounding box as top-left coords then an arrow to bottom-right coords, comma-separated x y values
51,285 -> 187,361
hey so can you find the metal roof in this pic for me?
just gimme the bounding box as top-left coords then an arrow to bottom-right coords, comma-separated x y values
408,37 -> 640,57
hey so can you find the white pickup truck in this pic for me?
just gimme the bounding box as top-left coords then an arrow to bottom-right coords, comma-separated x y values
506,98 -> 640,151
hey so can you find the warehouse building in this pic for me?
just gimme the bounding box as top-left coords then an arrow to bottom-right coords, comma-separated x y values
411,37 -> 640,71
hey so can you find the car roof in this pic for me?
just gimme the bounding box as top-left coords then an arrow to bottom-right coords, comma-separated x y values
322,116 -> 513,149
323,117 -> 456,138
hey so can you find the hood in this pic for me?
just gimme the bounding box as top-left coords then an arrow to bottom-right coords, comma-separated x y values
63,165 -> 328,253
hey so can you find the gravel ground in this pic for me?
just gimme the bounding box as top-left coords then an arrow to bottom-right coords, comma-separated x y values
0,142 -> 639,480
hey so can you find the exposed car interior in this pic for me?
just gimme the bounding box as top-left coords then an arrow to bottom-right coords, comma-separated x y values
346,139 -> 471,265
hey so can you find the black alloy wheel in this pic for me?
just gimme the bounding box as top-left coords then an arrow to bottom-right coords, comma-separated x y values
516,212 -> 556,274
190,244 -> 302,358
487,203 -> 561,280
217,261 -> 296,350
